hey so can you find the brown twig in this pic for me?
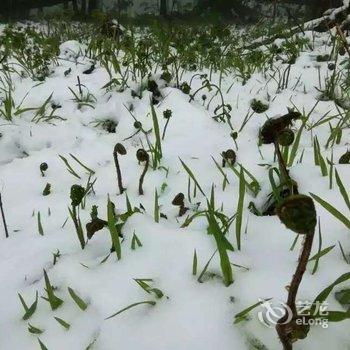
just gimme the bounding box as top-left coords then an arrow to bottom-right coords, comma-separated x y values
113,144 -> 126,195
0,193 -> 9,238
276,230 -> 315,349
138,158 -> 149,195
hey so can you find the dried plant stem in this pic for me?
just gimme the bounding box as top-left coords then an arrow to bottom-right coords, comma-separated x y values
276,231 -> 315,350
113,151 -> 124,194
138,159 -> 149,195
0,193 -> 9,238
162,118 -> 170,140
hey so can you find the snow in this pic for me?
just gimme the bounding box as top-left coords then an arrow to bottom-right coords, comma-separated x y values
0,25 -> 350,350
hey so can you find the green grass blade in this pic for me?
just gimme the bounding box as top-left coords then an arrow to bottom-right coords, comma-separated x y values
310,193 -> 350,230
54,317 -> 70,330
107,197 -> 121,260
68,287 -> 88,311
43,270 -> 63,310
37,212 -> 44,236
335,169 -> 350,212
150,103 -> 162,157
179,158 -> 205,196
28,323 -> 43,334
309,245 -> 335,262
288,121 -> 305,167
105,301 -> 156,320
234,298 -> 272,324
236,166 -> 245,251
154,189 -> 159,223
38,338 -> 49,350
21,291 -> 39,320
197,250 -> 217,283
311,272 -> 350,313
192,249 -> 197,276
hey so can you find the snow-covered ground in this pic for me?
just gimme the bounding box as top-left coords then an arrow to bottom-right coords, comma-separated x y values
0,21 -> 350,350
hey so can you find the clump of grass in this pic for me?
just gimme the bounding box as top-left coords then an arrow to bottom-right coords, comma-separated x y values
18,291 -> 38,320
131,231 -> 142,250
42,269 -> 64,310
205,189 -> 234,286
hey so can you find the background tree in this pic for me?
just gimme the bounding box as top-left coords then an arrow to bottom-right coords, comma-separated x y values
160,0 -> 167,16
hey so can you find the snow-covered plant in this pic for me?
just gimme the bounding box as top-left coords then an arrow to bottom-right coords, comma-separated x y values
68,76 -> 96,110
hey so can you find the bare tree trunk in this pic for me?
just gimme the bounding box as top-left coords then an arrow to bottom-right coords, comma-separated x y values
273,0 -> 277,22
72,0 -> 79,14
117,0 -> 121,19
160,0 -> 167,16
81,0 -> 87,15
88,0 -> 98,14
